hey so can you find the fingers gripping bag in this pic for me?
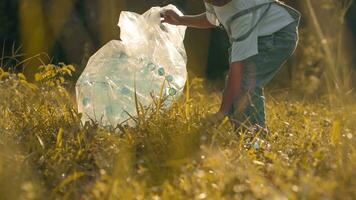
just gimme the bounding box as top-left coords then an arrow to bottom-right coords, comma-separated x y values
76,5 -> 187,126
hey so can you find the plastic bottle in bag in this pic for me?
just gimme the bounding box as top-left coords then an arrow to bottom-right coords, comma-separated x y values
76,5 -> 187,126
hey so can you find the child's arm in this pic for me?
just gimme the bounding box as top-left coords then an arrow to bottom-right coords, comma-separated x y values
161,10 -> 218,29
219,61 -> 243,115
206,61 -> 243,124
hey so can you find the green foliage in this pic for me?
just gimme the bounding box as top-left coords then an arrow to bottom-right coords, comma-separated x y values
0,68 -> 355,199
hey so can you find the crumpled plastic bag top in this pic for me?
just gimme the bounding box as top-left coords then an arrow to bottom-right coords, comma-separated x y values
76,5 -> 187,126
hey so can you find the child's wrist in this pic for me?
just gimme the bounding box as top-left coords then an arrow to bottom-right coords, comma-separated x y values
178,16 -> 187,26
217,110 -> 228,117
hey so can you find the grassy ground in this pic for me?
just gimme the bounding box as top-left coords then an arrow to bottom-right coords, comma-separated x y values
0,67 -> 355,200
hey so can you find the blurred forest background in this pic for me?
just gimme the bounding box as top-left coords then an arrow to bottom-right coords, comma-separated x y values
0,2 -> 356,199
0,0 -> 355,94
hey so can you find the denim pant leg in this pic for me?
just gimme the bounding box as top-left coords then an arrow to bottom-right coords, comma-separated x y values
242,87 -> 266,126
229,21 -> 299,127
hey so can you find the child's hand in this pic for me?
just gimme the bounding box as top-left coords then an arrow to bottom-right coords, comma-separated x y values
205,111 -> 227,125
161,10 -> 183,25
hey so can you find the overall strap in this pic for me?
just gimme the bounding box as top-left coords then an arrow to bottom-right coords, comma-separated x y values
226,2 -> 273,43
275,1 -> 301,22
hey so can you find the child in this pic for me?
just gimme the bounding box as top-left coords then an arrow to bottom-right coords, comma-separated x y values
161,0 -> 300,130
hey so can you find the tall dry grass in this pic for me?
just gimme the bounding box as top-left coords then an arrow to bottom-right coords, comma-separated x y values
0,63 -> 355,199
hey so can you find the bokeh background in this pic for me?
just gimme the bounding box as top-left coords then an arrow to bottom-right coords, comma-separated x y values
0,0 -> 355,94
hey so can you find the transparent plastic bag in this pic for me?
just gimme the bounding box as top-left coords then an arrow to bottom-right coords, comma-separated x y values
76,5 -> 187,126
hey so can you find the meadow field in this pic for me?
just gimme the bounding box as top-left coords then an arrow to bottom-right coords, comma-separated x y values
0,66 -> 355,200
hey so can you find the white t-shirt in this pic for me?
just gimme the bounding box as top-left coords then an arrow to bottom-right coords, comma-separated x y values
205,1 -> 295,62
